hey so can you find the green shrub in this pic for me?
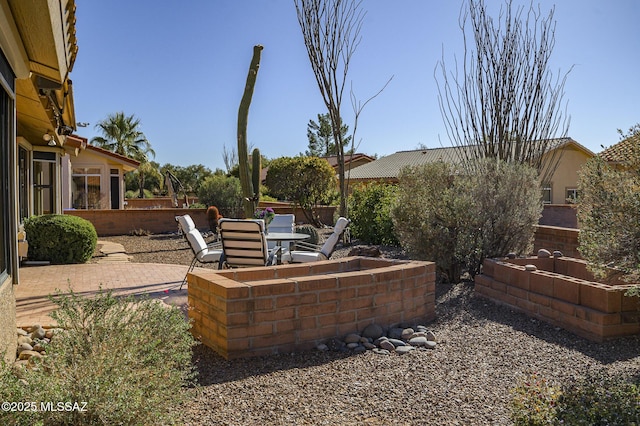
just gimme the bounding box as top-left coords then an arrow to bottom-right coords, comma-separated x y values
295,224 -> 320,245
265,156 -> 336,225
0,290 -> 197,425
197,174 -> 244,218
510,372 -> 560,425
577,139 -> 640,282
510,370 -> 640,425
392,159 -> 541,282
557,371 -> 640,425
24,215 -> 97,264
348,183 -> 399,246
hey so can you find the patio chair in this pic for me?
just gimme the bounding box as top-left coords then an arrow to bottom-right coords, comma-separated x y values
282,217 -> 350,263
218,218 -> 280,269
178,216 -> 223,289
267,213 -> 295,250
176,214 -> 196,234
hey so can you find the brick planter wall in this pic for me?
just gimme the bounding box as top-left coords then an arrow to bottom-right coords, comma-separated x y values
187,256 -> 436,359
476,256 -> 639,342
533,226 -> 580,259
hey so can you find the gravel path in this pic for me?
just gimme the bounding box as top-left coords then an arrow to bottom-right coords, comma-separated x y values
99,232 -> 640,425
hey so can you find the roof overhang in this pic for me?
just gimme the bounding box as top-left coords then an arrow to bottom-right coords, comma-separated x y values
9,0 -> 79,147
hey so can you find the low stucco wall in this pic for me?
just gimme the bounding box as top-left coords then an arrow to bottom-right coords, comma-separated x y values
188,257 -> 436,359
0,277 -> 16,363
64,208 -> 209,236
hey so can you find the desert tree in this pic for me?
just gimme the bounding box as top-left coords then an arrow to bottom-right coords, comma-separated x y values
294,0 -> 365,217
436,0 -> 572,184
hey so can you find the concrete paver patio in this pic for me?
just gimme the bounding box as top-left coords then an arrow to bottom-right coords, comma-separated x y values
15,242 -> 194,327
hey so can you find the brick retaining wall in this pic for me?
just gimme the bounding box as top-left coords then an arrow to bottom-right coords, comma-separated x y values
534,225 -> 580,259
476,256 -> 639,342
187,257 -> 436,359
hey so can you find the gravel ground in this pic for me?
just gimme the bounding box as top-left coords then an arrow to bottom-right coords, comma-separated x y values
98,231 -> 640,425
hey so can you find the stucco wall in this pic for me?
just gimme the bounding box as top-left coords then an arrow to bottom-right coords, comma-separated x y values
0,278 -> 16,363
546,146 -> 591,204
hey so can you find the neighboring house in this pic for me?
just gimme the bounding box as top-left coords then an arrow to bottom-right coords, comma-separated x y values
321,153 -> 376,172
61,138 -> 140,210
346,138 -> 594,205
1,0 -> 79,361
599,132 -> 640,170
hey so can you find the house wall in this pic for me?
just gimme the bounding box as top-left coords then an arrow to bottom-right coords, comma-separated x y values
64,150 -> 127,210
546,146 -> 591,204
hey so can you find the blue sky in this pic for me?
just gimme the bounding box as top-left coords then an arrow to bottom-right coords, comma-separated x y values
72,1 -> 640,171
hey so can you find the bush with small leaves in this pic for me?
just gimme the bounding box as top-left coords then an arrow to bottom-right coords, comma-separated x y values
24,214 -> 97,264
577,134 -> 640,282
510,372 -> 560,425
392,159 -> 541,282
348,183 -> 399,246
0,289 -> 197,425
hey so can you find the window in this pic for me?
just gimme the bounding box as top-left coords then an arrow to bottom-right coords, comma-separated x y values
541,183 -> 552,204
33,151 -> 56,215
566,188 -> 578,204
72,167 -> 102,209
0,48 -> 15,281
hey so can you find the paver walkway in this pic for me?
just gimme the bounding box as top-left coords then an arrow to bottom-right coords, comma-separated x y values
15,241 -> 195,327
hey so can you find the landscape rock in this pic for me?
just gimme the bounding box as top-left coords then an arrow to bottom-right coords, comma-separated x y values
409,336 -> 428,347
344,333 -> 361,344
426,331 -> 436,342
362,324 -> 384,340
537,249 -> 551,258
379,340 -> 396,352
388,328 -> 404,340
395,346 -> 416,355
525,264 -> 538,271
401,328 -> 414,340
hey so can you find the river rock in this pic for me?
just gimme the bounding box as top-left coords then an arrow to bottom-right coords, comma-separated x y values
362,323 -> 384,340
409,336 -> 428,347
17,342 -> 33,354
344,333 -> 361,344
30,327 -> 46,340
353,345 -> 367,354
17,335 -> 32,345
18,350 -> 42,361
424,340 -> 437,349
372,348 -> 390,355
387,338 -> 406,347
401,328 -> 414,341
379,340 -> 396,352
395,345 -> 416,355
316,344 -> 329,352
16,328 -> 28,336
537,249 -> 551,258
388,328 -> 404,340
426,331 -> 436,342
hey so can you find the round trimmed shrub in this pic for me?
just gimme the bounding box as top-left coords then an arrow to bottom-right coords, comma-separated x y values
24,214 -> 98,264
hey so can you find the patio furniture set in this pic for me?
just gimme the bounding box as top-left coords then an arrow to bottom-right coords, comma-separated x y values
176,214 -> 350,288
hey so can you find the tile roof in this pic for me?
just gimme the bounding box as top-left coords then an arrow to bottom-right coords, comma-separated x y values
599,133 -> 640,164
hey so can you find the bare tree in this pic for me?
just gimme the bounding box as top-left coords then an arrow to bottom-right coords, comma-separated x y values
294,0 -> 365,217
436,0 -> 572,184
222,143 -> 238,175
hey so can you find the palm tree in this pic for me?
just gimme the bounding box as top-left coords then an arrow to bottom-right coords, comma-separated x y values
91,112 -> 157,198
91,112 -> 155,160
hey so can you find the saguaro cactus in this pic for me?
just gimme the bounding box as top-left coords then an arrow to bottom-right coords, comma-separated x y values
251,147 -> 262,206
237,45 -> 263,218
